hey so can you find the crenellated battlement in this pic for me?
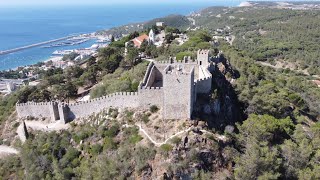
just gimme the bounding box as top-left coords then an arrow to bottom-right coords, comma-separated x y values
16,101 -> 57,107
68,92 -> 139,106
139,86 -> 163,90
156,60 -> 170,64
198,49 -> 210,55
155,55 -> 196,65
197,76 -> 212,82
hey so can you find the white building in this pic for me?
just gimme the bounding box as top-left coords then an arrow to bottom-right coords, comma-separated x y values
156,22 -> 165,27
149,29 -> 155,44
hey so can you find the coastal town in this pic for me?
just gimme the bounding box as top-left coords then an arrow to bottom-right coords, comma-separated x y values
0,22 -> 195,97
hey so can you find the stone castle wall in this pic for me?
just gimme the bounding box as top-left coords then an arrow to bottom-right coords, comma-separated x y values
196,77 -> 212,94
138,87 -> 163,108
16,92 -> 140,122
195,66 -> 212,94
16,102 -> 59,121
68,92 -> 139,119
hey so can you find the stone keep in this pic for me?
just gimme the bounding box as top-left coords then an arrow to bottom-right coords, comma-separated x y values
162,65 -> 195,119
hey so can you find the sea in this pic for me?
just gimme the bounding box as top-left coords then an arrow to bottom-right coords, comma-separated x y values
0,2 -> 240,71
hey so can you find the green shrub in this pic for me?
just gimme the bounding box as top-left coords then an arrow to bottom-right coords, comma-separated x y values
170,137 -> 181,146
90,144 -> 103,155
129,134 -> 143,144
160,144 -> 173,153
150,105 -> 159,113
13,122 -> 20,128
134,146 -> 156,173
176,51 -> 194,61
124,110 -> 134,122
103,137 -> 117,150
103,124 -> 120,138
72,131 -> 90,144
62,167 -> 74,179
141,114 -> 150,124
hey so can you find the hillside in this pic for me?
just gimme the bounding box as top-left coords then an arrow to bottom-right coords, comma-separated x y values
0,2 -> 320,179
97,14 -> 191,38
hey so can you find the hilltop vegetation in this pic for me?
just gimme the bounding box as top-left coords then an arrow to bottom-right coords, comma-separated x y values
97,14 -> 191,38
195,7 -> 320,75
0,3 -> 320,179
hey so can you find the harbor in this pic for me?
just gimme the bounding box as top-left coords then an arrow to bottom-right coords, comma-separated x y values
0,36 -> 76,55
0,33 -> 111,71
41,37 -> 90,48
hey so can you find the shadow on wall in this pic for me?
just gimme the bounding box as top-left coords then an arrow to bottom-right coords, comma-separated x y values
66,106 -> 74,123
193,58 -> 245,131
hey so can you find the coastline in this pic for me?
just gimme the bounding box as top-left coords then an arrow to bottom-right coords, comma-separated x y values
0,3 -> 237,71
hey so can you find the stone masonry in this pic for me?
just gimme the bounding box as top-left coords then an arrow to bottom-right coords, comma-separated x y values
16,49 -> 214,123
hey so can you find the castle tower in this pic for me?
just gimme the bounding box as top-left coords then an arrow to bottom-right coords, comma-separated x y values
197,49 -> 210,68
162,64 -> 195,119
58,103 -> 69,124
49,101 -> 59,122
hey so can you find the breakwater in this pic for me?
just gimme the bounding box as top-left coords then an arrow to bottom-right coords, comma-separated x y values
0,36 -> 76,55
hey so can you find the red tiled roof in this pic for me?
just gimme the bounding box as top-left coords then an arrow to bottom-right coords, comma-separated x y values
132,34 -> 149,48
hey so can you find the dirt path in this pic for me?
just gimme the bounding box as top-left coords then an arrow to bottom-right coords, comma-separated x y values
257,61 -> 311,76
230,35 -> 236,45
124,124 -> 226,147
124,124 -> 191,146
138,124 -> 192,146
0,145 -> 19,158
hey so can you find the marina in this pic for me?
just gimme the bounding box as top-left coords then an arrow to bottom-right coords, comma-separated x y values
42,37 -> 90,48
0,36 -> 76,55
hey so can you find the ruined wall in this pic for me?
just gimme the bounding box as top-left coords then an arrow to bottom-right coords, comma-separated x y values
16,102 -> 59,121
68,92 -> 139,119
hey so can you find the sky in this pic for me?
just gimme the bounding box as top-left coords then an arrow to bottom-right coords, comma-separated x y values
1,0 -> 318,7
0,0 -> 243,6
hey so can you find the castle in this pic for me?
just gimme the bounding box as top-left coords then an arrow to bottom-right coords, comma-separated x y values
16,50 -> 214,123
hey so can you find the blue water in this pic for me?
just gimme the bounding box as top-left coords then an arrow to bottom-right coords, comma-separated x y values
0,3 -> 239,70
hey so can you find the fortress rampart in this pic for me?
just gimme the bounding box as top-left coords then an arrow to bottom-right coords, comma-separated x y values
16,49 -> 215,123
68,92 -> 139,120
16,101 -> 59,121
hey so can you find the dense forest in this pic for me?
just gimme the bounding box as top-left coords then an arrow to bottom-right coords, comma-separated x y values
0,4 -> 319,180
195,7 -> 320,75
